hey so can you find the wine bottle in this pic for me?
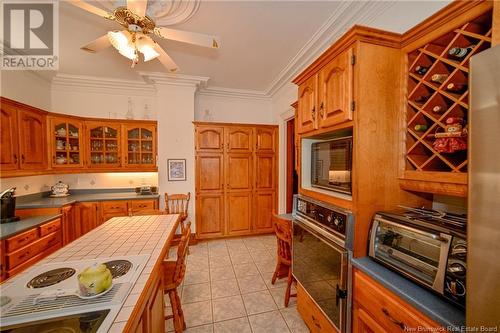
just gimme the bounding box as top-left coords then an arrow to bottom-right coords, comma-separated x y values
432,105 -> 446,114
415,94 -> 430,104
446,83 -> 467,94
448,45 -> 475,60
414,65 -> 429,75
414,124 -> 428,132
431,74 -> 449,84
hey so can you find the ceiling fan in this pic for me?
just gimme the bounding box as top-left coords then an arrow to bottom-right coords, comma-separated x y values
68,0 -> 220,72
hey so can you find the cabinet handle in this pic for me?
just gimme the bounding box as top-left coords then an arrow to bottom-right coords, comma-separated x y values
17,236 -> 30,244
319,102 -> 324,118
19,251 -> 30,260
13,154 -> 18,164
21,154 -> 25,163
382,308 -> 406,330
311,315 -> 321,329
311,106 -> 316,120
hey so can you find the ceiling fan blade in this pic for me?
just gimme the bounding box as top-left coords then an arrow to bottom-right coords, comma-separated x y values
127,0 -> 148,17
154,27 -> 220,49
153,42 -> 179,73
67,0 -> 114,20
81,35 -> 111,53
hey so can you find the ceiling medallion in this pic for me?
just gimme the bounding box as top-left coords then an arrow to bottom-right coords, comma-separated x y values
98,0 -> 200,26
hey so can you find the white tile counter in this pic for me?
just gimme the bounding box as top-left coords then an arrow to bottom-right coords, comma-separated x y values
0,214 -> 180,332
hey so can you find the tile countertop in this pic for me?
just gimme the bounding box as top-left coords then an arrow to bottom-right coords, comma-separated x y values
351,257 -> 465,330
0,214 -> 179,333
0,214 -> 62,240
16,189 -> 160,209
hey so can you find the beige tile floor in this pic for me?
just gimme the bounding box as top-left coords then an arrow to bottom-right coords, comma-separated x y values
164,234 -> 309,333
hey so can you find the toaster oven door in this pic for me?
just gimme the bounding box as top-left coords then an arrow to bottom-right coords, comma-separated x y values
369,217 -> 451,293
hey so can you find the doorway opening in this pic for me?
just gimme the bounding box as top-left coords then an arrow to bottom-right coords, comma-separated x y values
286,117 -> 298,213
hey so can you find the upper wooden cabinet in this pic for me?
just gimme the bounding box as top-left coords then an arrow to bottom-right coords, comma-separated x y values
196,154 -> 224,192
49,116 -> 84,169
86,122 -> 122,168
123,124 -> 157,169
0,103 -> 19,171
17,108 -> 47,170
195,125 -> 224,152
255,127 -> 276,153
297,75 -> 318,134
318,47 -> 354,128
226,127 -> 253,153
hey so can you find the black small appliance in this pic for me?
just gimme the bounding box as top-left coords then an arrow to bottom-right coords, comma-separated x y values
1,187 -> 20,223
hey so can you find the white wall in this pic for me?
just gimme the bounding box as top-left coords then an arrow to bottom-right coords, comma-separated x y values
0,172 -> 158,197
195,93 -> 273,124
1,71 -> 51,110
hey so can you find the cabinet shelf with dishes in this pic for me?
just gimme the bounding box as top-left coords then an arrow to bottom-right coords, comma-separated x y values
49,117 -> 84,168
400,5 -> 493,197
123,125 -> 157,168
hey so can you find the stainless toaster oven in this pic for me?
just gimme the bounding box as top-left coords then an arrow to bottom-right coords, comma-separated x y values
368,208 -> 467,308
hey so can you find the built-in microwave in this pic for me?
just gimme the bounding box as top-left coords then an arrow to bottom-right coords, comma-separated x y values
311,137 -> 353,195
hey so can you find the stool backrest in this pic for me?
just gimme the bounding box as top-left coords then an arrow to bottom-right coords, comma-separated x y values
273,216 -> 292,265
173,222 -> 191,285
165,192 -> 191,218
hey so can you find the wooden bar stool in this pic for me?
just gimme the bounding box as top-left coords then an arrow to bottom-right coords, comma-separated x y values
163,222 -> 191,333
164,192 -> 191,234
271,214 -> 296,307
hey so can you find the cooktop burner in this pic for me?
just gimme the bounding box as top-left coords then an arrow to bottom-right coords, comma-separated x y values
104,260 -> 132,279
399,206 -> 467,230
27,268 -> 76,289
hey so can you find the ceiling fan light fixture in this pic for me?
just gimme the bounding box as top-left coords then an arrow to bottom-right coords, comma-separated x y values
107,30 -> 136,60
135,35 -> 159,62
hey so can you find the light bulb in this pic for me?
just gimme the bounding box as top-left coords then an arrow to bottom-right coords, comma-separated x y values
136,35 -> 160,62
108,31 -> 136,60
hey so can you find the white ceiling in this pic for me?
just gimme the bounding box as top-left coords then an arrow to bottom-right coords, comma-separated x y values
50,1 -> 450,92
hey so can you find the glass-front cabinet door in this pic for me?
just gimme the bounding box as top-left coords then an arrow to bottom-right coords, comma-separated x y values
86,122 -> 121,168
123,124 -> 156,169
50,117 -> 84,168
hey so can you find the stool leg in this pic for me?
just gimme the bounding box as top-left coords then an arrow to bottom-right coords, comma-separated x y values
175,289 -> 186,330
168,290 -> 182,333
285,268 -> 292,307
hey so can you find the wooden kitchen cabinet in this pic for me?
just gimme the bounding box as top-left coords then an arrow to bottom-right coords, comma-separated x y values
297,282 -> 334,333
129,199 -> 157,214
123,124 -> 157,170
17,107 -> 48,170
86,121 -> 121,168
0,103 -> 19,171
352,269 -> 441,332
101,201 -> 129,222
297,75 -> 318,134
61,204 -> 76,245
74,202 -> 101,236
49,116 -> 85,169
194,123 -> 278,239
317,47 -> 354,128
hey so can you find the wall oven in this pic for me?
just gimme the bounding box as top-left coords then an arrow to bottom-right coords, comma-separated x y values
292,194 -> 353,333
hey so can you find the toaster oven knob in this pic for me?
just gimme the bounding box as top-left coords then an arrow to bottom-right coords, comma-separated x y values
333,217 -> 343,228
451,242 -> 467,259
447,280 -> 466,297
448,261 -> 466,277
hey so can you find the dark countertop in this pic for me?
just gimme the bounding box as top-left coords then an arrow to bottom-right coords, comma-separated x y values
351,257 -> 465,330
16,189 -> 160,209
0,214 -> 62,240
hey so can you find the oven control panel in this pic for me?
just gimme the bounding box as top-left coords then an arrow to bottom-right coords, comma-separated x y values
296,197 -> 347,237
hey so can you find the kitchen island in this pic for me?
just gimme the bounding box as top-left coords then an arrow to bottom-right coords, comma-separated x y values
0,214 -> 180,333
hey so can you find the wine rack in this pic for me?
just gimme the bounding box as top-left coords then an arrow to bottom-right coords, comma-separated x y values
405,10 -> 492,174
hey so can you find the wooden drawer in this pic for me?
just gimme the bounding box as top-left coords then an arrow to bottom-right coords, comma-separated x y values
39,218 -> 61,237
36,231 -> 62,253
353,269 -> 440,332
6,229 -> 38,253
6,243 -> 36,268
296,282 -> 335,333
130,200 -> 155,212
102,201 -> 129,214
7,243 -> 61,278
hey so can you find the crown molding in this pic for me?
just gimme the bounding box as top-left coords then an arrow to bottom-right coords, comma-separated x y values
198,86 -> 271,101
139,71 -> 209,88
51,73 -> 156,96
265,1 -> 396,96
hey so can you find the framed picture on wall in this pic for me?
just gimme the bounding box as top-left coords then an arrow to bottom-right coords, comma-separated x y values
167,159 -> 186,181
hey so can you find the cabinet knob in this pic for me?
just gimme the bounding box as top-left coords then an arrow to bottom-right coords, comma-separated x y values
311,106 -> 316,120
21,154 -> 25,163
319,102 -> 324,117
13,154 -> 18,164
382,308 -> 406,330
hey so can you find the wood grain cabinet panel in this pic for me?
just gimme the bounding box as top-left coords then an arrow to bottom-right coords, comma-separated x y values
5,229 -> 38,253
253,191 -> 275,232
18,108 -> 47,170
0,104 -> 19,171
227,154 -> 252,190
318,47 -> 353,128
297,75 -> 318,134
196,154 -> 224,192
74,202 -> 100,236
129,200 -> 156,213
196,193 -> 224,238
353,305 -> 387,333
226,192 -> 252,235
255,127 -> 276,153
61,205 -> 76,245
196,126 -> 224,152
255,155 -> 275,190
226,127 -> 253,152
